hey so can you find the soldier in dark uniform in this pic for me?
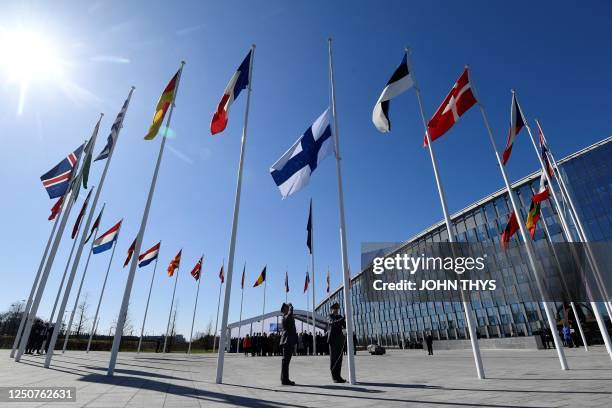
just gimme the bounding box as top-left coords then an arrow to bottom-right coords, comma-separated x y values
327,302 -> 346,383
279,303 -> 297,385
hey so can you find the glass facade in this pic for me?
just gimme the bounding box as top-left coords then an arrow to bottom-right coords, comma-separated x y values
316,137 -> 612,347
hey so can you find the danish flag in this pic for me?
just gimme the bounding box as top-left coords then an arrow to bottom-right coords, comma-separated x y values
425,68 -> 477,145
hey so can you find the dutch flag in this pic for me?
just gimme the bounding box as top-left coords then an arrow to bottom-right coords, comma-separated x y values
138,242 -> 160,268
270,109 -> 335,198
92,220 -> 122,254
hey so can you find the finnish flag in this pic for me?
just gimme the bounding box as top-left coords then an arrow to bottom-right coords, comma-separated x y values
270,109 -> 335,198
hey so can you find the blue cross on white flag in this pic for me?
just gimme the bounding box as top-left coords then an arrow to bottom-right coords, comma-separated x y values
270,109 -> 335,198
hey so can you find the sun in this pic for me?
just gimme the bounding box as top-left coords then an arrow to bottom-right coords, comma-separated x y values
0,26 -> 65,114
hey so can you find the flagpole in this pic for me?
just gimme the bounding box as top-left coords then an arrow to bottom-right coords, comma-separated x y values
137,255 -> 159,353
10,205 -> 63,358
517,94 -> 612,357
49,210 -> 85,323
108,64 -> 185,376
261,273 -> 267,333
15,128 -> 93,362
62,203 -> 105,353
537,198 -> 589,351
83,223 -> 122,355
406,49 -> 485,379
215,45 -> 256,383
51,87 -> 135,365
213,259 -> 224,353
163,261 -> 180,353
537,120 -> 612,317
237,263 -> 245,353
188,269 -> 201,355
470,72 -> 568,370
310,201 -> 317,354
328,37 -> 356,384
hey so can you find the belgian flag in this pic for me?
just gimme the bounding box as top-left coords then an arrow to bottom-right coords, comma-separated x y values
144,69 -> 180,140
253,266 -> 266,287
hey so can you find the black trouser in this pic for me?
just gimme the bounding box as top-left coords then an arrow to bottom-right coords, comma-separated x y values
281,344 -> 293,383
427,343 -> 433,355
329,341 -> 343,380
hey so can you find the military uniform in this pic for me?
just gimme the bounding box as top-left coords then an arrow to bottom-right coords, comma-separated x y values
327,304 -> 346,382
279,304 -> 297,385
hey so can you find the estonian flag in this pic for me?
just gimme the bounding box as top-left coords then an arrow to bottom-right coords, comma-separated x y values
372,54 -> 414,133
270,109 -> 334,198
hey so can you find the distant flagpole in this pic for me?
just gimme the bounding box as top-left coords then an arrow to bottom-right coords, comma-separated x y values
137,253 -> 160,354
163,260 -> 181,353
10,205 -> 63,358
261,271 -> 267,333
213,259 -> 224,353
108,63 -> 185,376
84,222 -> 122,355
470,71 -> 568,370
406,49 -> 485,379
187,259 -> 202,355
237,263 -> 246,353
50,88 -> 135,365
328,38 -> 356,384
62,203 -> 106,353
309,200 -> 317,354
215,45 -> 256,383
15,122 -> 95,362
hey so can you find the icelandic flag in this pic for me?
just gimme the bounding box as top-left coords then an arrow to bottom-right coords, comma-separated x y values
93,220 -> 122,254
270,109 -> 335,198
210,50 -> 251,135
138,242 -> 160,268
40,144 -> 84,199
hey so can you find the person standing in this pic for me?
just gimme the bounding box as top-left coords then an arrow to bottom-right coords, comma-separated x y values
425,332 -> 434,355
280,303 -> 297,385
327,302 -> 346,383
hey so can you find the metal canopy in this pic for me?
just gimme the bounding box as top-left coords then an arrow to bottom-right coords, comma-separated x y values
227,309 -> 328,330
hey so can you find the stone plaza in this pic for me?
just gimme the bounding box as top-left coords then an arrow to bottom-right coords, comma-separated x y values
1,346 -> 610,407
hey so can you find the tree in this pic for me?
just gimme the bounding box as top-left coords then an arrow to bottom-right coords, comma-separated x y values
74,293 -> 90,337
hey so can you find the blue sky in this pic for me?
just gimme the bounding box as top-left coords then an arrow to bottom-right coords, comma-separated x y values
1,1 -> 611,337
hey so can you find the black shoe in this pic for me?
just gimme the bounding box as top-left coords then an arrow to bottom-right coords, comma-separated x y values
281,381 -> 295,386
333,378 -> 346,383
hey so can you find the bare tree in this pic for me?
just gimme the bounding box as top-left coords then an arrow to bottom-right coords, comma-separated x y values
74,293 -> 90,337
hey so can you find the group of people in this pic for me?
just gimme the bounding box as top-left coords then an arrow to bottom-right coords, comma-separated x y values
23,320 -> 54,355
538,326 -> 582,349
279,302 -> 348,385
234,331 -> 331,357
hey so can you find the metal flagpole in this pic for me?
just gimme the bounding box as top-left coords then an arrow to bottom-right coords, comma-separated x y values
51,88 -> 135,365
108,63 -> 184,376
237,263 -> 245,353
518,95 -> 612,357
11,204 -> 63,358
328,38 -> 356,384
62,203 -> 105,353
535,120 -> 612,357
215,45 -> 256,383
84,222 -> 122,355
537,198 -> 589,351
15,130 -> 92,362
213,259 -> 224,353
406,49 -> 485,379
537,120 -> 612,315
470,72 -> 568,370
188,271 -> 201,355
163,261 -> 180,353
49,209 -> 86,323
262,272 -> 267,334
138,255 -> 159,353
310,201 -> 317,355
